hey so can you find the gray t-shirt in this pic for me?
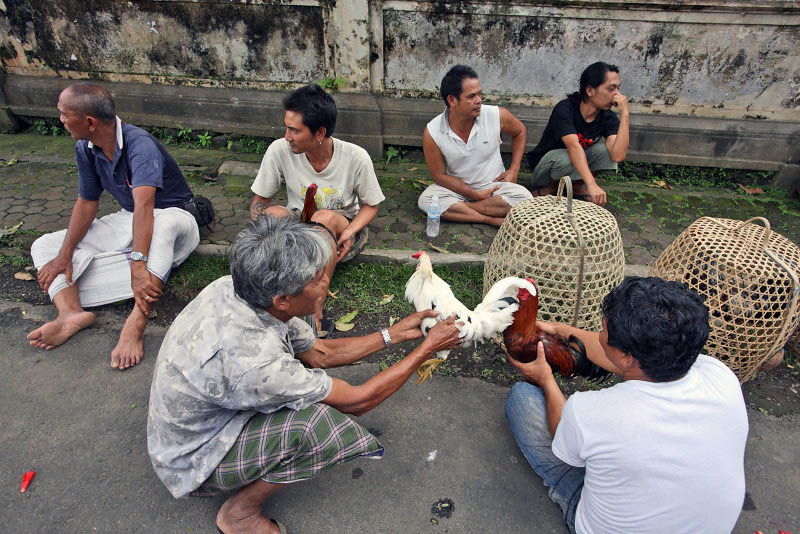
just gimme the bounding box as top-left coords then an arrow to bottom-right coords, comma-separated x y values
147,276 -> 332,498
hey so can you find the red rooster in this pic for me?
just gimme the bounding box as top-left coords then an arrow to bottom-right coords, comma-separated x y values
503,278 -> 610,382
300,183 -> 319,223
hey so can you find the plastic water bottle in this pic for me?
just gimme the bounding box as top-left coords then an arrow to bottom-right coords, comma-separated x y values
426,196 -> 441,237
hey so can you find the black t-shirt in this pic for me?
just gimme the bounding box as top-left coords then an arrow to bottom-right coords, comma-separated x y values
527,94 -> 620,170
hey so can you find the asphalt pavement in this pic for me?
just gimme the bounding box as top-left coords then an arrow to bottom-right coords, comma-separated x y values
1,300 -> 797,534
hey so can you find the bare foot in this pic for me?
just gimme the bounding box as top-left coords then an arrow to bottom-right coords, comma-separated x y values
110,310 -> 146,370
217,502 -> 282,534
27,311 -> 95,350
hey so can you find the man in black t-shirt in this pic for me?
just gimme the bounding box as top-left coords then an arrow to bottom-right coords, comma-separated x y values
527,62 -> 630,207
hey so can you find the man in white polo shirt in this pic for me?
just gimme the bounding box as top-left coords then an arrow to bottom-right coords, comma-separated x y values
418,65 -> 532,227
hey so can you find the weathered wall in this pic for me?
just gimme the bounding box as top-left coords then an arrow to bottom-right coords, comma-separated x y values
0,0 -> 798,182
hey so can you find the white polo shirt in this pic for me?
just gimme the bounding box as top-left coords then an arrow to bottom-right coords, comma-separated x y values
426,104 -> 505,189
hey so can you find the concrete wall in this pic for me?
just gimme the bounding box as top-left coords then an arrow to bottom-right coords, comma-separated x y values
1,0 -> 798,184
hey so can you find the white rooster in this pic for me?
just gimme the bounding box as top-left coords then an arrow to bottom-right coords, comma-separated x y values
404,251 -> 538,382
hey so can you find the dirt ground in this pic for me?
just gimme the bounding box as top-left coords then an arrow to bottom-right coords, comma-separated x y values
3,259 -> 797,418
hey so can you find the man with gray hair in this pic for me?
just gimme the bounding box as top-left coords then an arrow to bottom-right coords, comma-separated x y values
28,82 -> 199,371
148,215 -> 461,533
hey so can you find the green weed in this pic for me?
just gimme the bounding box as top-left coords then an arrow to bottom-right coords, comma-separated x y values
197,131 -> 212,148
318,76 -> 348,91
168,254 -> 230,299
0,253 -> 34,269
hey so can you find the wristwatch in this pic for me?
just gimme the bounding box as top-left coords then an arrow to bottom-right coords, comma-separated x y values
131,251 -> 148,262
380,328 -> 392,347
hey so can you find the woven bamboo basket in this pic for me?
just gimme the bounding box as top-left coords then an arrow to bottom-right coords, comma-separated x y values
649,217 -> 800,383
483,177 -> 625,331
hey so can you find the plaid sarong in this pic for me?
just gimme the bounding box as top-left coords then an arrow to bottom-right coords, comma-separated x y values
192,403 -> 383,496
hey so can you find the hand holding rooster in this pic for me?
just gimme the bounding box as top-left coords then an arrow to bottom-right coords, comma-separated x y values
508,340 -> 555,387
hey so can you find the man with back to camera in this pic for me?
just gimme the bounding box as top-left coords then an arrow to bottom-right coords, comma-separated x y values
418,65 -> 532,228
527,61 -> 630,207
505,277 -> 748,533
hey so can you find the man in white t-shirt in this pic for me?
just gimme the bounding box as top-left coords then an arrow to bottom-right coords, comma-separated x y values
250,84 -> 385,334
419,65 -> 532,228
505,277 -> 748,534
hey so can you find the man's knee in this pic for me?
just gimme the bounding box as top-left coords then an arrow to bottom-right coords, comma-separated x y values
505,382 -> 546,421
310,209 -> 348,234
30,230 -> 67,265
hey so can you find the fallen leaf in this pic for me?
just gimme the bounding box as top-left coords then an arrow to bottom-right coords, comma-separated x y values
335,322 -> 355,332
0,220 -> 23,238
389,316 -> 398,326
4,156 -> 17,166
24,265 -> 35,271
409,166 -> 418,171
651,180 -> 672,189
130,403 -> 137,409
20,471 -> 35,493
737,183 -> 764,195
415,179 -> 433,187
327,290 -> 338,299
338,310 -> 358,324
379,294 -> 394,305
429,243 -> 448,254
14,272 -> 35,281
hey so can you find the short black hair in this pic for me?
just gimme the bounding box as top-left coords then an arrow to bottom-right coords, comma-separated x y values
574,61 -> 619,102
283,84 -> 337,137
63,82 -> 116,122
602,277 -> 709,382
440,65 -> 479,107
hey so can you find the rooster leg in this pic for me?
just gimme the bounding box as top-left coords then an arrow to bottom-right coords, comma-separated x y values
416,358 -> 445,384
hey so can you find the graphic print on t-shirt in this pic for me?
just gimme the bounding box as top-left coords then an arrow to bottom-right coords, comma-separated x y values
577,133 -> 597,148
301,185 -> 345,210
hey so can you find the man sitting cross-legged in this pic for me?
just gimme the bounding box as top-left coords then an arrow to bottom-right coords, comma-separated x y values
527,61 -> 630,207
250,84 -> 385,334
147,215 -> 462,533
505,277 -> 748,533
28,83 -> 199,370
418,65 -> 532,228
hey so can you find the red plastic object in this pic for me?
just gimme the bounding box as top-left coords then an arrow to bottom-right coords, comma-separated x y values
20,471 -> 35,493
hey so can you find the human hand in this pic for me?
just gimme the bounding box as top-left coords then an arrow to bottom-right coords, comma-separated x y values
37,252 -> 73,292
421,315 -> 463,353
493,169 -> 518,183
336,229 -> 354,262
131,263 -> 162,314
611,93 -> 629,114
585,183 -> 607,207
508,341 -> 555,387
387,309 -> 438,343
473,185 -> 501,201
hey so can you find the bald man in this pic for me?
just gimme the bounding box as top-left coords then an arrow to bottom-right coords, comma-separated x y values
28,83 -> 199,371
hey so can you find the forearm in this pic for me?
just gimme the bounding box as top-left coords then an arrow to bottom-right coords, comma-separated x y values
566,145 -> 596,185
549,322 -> 622,375
345,204 -> 378,235
432,173 -> 480,199
131,202 -> 155,258
308,331 -> 387,368
328,342 -> 435,415
508,129 -> 526,176
609,115 -> 630,163
59,199 -> 98,257
540,376 -> 567,438
249,194 -> 272,220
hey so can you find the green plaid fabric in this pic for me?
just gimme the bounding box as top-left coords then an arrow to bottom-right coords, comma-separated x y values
192,403 -> 383,496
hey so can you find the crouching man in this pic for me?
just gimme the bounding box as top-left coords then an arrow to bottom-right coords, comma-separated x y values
505,277 -> 748,533
147,215 -> 461,534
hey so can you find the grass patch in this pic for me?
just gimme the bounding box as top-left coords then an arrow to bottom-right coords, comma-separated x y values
328,262 -> 485,315
0,253 -> 33,269
168,254 -> 230,299
610,161 -> 777,189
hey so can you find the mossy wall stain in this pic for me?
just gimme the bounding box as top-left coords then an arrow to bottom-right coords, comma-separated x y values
3,0 -> 325,82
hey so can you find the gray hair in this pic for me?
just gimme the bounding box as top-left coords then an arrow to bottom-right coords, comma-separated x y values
62,83 -> 116,122
230,215 -> 333,309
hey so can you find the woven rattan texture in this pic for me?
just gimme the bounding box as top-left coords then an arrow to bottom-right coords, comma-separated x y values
484,196 -> 624,332
649,217 -> 800,383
